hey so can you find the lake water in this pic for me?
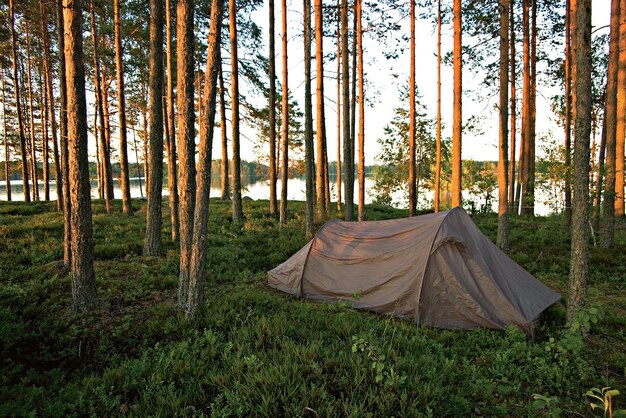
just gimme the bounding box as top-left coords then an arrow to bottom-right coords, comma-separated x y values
0,176 -> 556,216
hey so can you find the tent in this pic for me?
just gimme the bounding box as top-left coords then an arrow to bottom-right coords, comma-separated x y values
267,207 -> 560,334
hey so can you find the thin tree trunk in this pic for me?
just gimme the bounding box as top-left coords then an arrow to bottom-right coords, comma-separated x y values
509,0 -> 517,213
356,0 -> 365,221
94,101 -> 103,199
279,0 -> 289,225
526,0 -> 537,216
304,0 -> 315,236
315,0 -> 327,220
144,0 -> 164,256
497,0 -> 510,251
231,0 -> 244,223
132,126 -> 144,197
601,0 -> 620,247
616,0 -> 626,217
63,0 -> 99,312
336,0 -> 342,213
114,0 -> 132,216
564,0 -> 573,223
1,68 -> 11,201
25,23 -> 39,202
268,0 -> 277,215
435,0 -> 442,213
219,62 -> 230,201
520,0 -> 531,215
165,0 -> 179,237
186,0 -> 223,318
57,0 -> 70,265
342,0 -> 353,221
102,72 -> 114,205
567,0 -> 592,326
41,74 -> 50,201
9,0 -> 30,203
593,122 -> 606,231
409,0 -> 417,216
90,0 -> 113,213
176,0 -> 196,309
451,0 -> 462,207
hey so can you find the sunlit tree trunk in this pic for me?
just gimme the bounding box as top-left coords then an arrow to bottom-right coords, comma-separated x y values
526,0 -> 537,216
63,0 -> 99,312
564,0 -> 573,223
601,0 -> 620,247
1,69 -> 11,201
567,0 -> 592,326
519,0 -> 531,215
268,0 -> 277,216
176,0 -> 196,309
451,0 -> 462,207
342,0 -> 352,220
41,74 -> 50,201
497,0 -> 510,251
315,0 -> 327,220
185,0 -> 223,318
304,0 -> 314,236
144,0 -> 164,256
57,0 -> 70,265
435,0 -> 442,213
9,0 -> 30,203
509,0 -> 517,213
409,0 -> 417,216
90,0 -> 113,213
279,0 -> 289,225
219,62 -> 230,201
616,0 -> 626,217
336,1 -> 342,213
165,0 -> 179,238
25,23 -> 39,202
114,0 -> 132,216
356,0 -> 365,221
231,0 -> 244,223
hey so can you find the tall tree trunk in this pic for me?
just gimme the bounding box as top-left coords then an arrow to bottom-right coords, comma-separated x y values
304,0 -> 314,237
409,0 -> 417,216
176,0 -> 196,308
41,0 -> 62,209
1,69 -> 11,201
57,0 -> 70,265
593,117 -> 607,231
336,0 -> 342,213
230,0 -> 244,223
144,0 -> 164,256
41,74 -> 50,201
268,0 -> 277,215
94,101 -> 103,199
564,0 -> 573,223
434,0 -> 442,213
356,0 -> 365,221
315,0 -> 327,220
25,23 -> 39,202
114,0 -> 132,216
520,0 -> 531,215
132,126 -> 144,197
526,0 -> 537,216
616,0 -> 626,217
63,0 -> 99,312
9,0 -> 30,203
451,0 -> 462,207
279,0 -> 289,225
185,0 -> 223,318
166,0 -> 179,239
601,0 -> 620,247
497,0 -> 510,251
508,0 -> 517,212
102,73 -> 114,205
567,0 -> 592,326
342,0 -> 352,221
90,0 -> 113,213
219,62 -> 230,201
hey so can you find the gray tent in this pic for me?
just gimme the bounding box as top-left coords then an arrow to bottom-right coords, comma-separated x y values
268,207 -> 560,334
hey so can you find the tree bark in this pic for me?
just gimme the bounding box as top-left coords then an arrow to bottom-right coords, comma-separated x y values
90,0 -> 113,213
63,0 -> 99,312
144,0 -> 165,256
219,62 -> 230,201
567,0 -> 591,326
601,0 -> 620,247
508,0 -> 517,213
564,0 -> 573,223
268,0 -> 278,216
25,23 -> 39,202
451,0 -> 462,207
304,0 -> 315,237
342,0 -> 352,220
616,0 -> 626,217
230,0 -> 244,223
279,0 -> 289,225
336,0 -> 342,213
315,0 -> 327,220
41,74 -> 50,202
165,0 -> 179,238
435,0 -> 442,213
1,69 -> 11,201
176,0 -> 196,308
519,0 -> 531,215
409,0 -> 417,216
114,0 -> 132,216
356,0 -> 365,221
497,0 -> 510,251
593,118 -> 606,232
185,0 -> 223,318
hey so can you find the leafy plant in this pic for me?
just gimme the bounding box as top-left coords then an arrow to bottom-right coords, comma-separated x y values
586,387 -> 626,417
531,393 -> 562,417
351,336 -> 407,388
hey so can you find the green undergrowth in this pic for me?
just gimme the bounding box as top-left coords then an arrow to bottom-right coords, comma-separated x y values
1,199 -> 625,416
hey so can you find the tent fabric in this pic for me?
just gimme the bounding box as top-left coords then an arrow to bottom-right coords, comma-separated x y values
267,207 -> 560,334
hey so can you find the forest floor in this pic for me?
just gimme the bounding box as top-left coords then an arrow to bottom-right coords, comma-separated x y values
0,198 -> 625,416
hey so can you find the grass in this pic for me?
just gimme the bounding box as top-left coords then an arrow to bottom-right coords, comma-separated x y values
0,198 -> 625,416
